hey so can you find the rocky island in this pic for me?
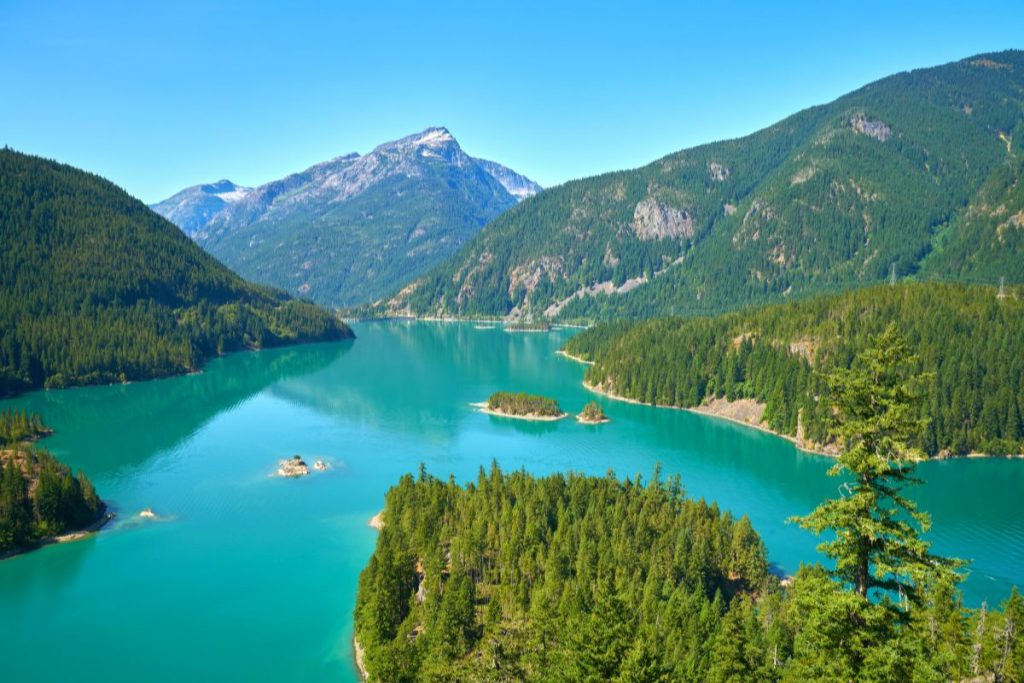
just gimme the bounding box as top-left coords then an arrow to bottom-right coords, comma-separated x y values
276,455 -> 333,477
577,401 -> 610,424
277,455 -> 310,477
473,391 -> 567,421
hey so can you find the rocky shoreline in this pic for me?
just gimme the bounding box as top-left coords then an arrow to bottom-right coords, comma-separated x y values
579,378 -> 1024,460
580,378 -> 836,457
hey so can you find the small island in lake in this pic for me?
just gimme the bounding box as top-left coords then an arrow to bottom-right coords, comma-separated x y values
474,391 -> 567,421
277,455 -> 310,477
0,410 -> 108,558
577,400 -> 610,424
276,455 -> 333,477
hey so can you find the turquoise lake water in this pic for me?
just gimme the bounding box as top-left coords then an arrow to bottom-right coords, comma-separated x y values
0,321 -> 1021,681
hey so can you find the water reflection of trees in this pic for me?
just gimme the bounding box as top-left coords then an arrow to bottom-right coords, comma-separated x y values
269,322 -> 576,443
1,342 -> 351,475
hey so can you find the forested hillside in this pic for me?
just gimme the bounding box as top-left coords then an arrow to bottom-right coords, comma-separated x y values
0,148 -> 353,397
564,283 -> 1024,457
387,50 -> 1024,321
355,465 -> 1024,682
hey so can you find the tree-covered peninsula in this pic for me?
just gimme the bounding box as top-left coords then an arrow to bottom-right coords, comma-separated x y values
0,411 -> 105,554
355,330 -> 1024,682
0,148 -> 354,397
564,282 -> 1024,457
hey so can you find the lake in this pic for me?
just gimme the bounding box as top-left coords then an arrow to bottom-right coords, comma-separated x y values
0,321 -> 1021,682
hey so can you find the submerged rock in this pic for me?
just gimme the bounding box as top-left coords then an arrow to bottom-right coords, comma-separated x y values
313,459 -> 329,472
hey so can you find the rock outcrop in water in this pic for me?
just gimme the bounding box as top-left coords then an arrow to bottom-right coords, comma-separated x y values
277,455 -> 309,478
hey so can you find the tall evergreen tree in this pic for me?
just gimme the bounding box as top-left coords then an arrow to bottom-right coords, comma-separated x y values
793,324 -> 963,603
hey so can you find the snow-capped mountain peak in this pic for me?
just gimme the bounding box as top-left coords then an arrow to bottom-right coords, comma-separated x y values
412,127 -> 455,147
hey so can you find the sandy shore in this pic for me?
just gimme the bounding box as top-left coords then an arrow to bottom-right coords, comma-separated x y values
577,415 -> 611,424
1,511 -> 115,561
470,402 -> 568,421
354,637 -> 368,681
54,511 -> 116,543
556,349 -> 594,365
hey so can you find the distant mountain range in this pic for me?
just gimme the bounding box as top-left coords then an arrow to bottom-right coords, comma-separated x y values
152,127 -> 541,307
0,149 -> 352,397
385,50 -> 1024,320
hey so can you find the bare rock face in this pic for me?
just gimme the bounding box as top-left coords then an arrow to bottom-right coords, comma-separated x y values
631,198 -> 693,241
507,256 -> 565,296
850,113 -> 892,142
708,162 -> 730,182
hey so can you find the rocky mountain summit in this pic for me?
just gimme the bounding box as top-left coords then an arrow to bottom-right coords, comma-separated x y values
153,128 -> 540,306
150,179 -> 252,237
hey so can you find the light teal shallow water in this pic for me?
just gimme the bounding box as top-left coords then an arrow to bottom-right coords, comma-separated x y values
0,321 -> 1021,682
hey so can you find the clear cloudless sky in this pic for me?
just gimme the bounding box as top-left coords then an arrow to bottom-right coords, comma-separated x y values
2,0 -> 1022,203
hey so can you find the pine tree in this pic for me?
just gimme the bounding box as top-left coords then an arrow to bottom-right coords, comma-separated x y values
793,324 -> 963,604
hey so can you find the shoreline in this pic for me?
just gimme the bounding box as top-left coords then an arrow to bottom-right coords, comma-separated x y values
354,637 -> 368,681
579,380 -> 1024,461
354,513 -> 385,679
469,402 -> 568,422
556,349 -> 594,365
580,380 -> 836,457
368,511 -> 384,530
0,510 -> 115,561
354,315 -> 590,330
558,346 -> 1023,461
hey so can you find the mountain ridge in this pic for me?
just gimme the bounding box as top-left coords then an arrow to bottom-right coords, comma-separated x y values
152,127 -> 541,307
385,50 -> 1024,321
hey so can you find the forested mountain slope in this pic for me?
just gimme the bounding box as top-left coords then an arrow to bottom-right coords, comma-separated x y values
388,50 -> 1024,320
0,148 -> 352,396
154,128 -> 541,307
564,283 -> 1024,457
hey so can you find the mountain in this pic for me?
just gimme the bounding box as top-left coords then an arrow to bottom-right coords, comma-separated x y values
387,50 -> 1024,320
563,282 -> 1024,458
149,179 -> 252,236
472,157 -> 542,200
152,127 -> 541,307
0,148 -> 353,397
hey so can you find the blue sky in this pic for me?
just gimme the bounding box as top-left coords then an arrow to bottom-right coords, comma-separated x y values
2,1 -> 1022,203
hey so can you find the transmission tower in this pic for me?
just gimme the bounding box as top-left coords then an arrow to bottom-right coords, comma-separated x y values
998,276 -> 1007,299
890,263 -> 896,287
